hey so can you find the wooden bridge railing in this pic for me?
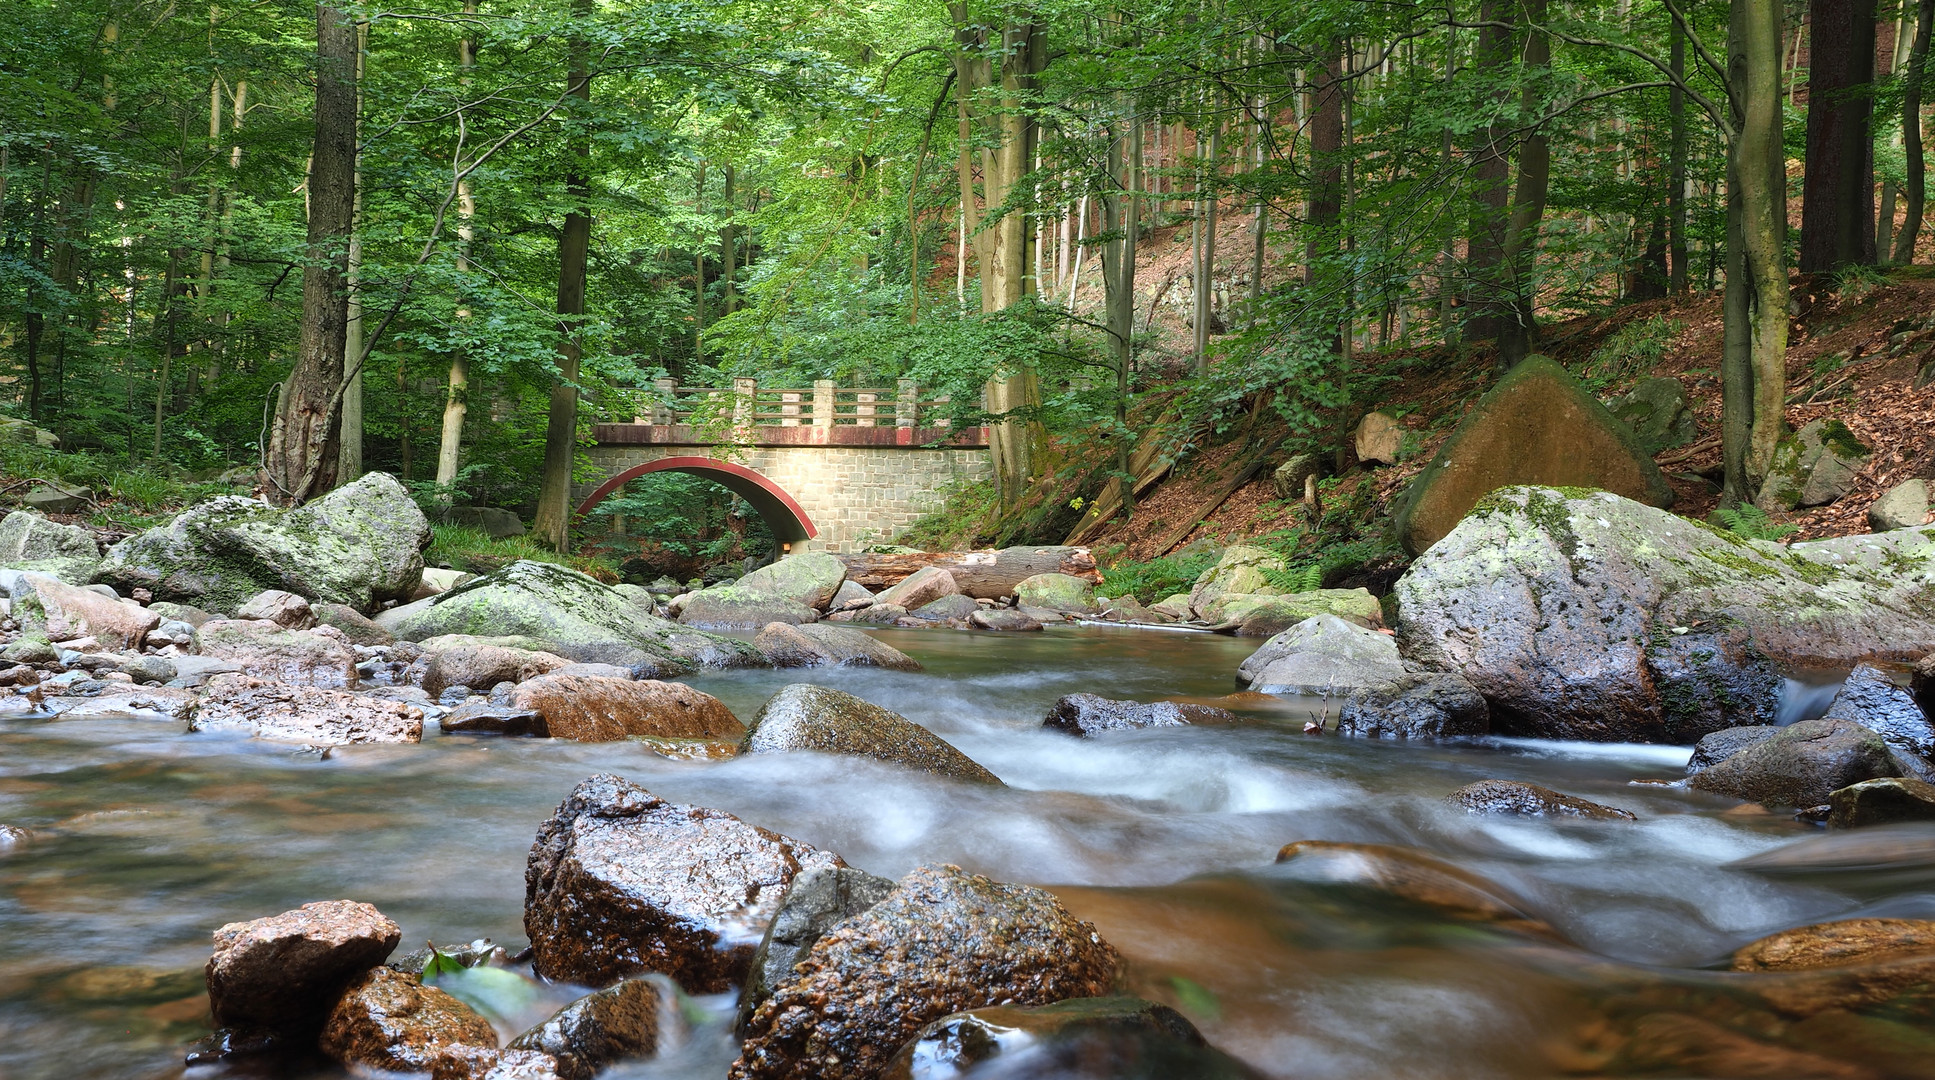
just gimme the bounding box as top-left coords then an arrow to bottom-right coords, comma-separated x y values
633,378 -> 957,432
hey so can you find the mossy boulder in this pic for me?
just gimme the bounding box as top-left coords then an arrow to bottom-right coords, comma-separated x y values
677,584 -> 820,630
1609,376 -> 1697,454
96,473 -> 430,613
377,560 -> 762,674
1185,546 -> 1282,617
1392,355 -> 1674,554
1756,418 -> 1873,512
741,684 -> 1001,784
1198,587 -> 1382,636
0,511 -> 98,562
1396,485 -> 1935,743
1014,572 -> 1098,615
735,553 -> 848,609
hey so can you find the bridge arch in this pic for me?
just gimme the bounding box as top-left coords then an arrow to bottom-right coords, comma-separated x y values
573,455 -> 817,545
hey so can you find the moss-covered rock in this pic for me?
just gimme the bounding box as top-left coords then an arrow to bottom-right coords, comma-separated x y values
1756,418 -> 1874,512
1610,376 -> 1697,454
1391,355 -> 1675,554
677,584 -> 820,629
378,560 -> 762,674
1397,486 -> 1935,742
0,511 -> 98,562
1197,588 -> 1382,635
1014,572 -> 1099,614
96,473 -> 430,613
734,553 -> 848,609
1185,546 -> 1281,617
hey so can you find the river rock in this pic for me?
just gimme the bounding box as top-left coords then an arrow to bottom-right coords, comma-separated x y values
1827,777 -> 1935,828
1199,588 -> 1383,636
738,866 -> 897,1029
1686,726 -> 1781,774
906,593 -> 982,622
1391,357 -> 1674,554
1238,614 -> 1404,696
1447,779 -> 1636,820
1273,841 -> 1550,934
1014,572 -> 1099,615
41,683 -> 198,721
191,674 -> 424,744
730,864 -> 1122,1080
741,684 -> 1001,784
1336,673 -> 1489,739
1821,663 -> 1935,760
1354,411 -> 1405,464
1734,918 -> 1935,972
98,473 -> 430,613
10,573 -> 158,651
206,899 -> 402,1031
507,978 -> 662,1080
1870,479 -> 1930,531
1394,486 -> 1935,742
829,579 -> 876,610
737,553 -> 848,609
754,622 -> 921,670
875,566 -> 958,610
1185,546 -> 1280,617
524,774 -> 842,991
234,589 -> 316,629
149,601 -> 216,627
320,966 -> 498,1073
1758,418 -> 1874,512
422,644 -> 572,699
881,996 -> 1262,1080
0,510 -> 98,562
440,701 -> 544,735
1687,718 -> 1899,807
1610,376 -> 1697,454
430,1046 -> 561,1080
676,584 -> 821,630
968,607 -> 1042,631
507,675 -> 744,742
826,602 -> 908,625
313,602 -> 395,646
194,619 -> 358,688
380,560 -> 762,673
1041,693 -> 1240,737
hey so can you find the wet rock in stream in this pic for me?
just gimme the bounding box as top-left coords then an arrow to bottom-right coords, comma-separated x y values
1040,693 -> 1241,737
1448,779 -> 1637,820
204,899 -> 402,1032
524,774 -> 842,991
1829,776 -> 1935,827
190,674 -> 424,744
739,866 -> 897,1029
193,619 -> 359,688
1686,726 -> 1781,773
881,996 -> 1264,1080
1688,718 -> 1901,807
421,642 -> 572,698
731,864 -> 1122,1080
753,621 -> 922,670
1821,663 -> 1935,763
742,683 -> 1001,784
1273,840 -> 1556,937
507,977 -> 664,1080
430,1045 -> 563,1080
507,674 -> 744,741
1728,918 -> 1935,1017
1336,672 -> 1489,739
319,965 -> 498,1073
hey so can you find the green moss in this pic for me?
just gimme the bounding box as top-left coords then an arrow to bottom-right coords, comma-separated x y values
1820,418 -> 1870,458
1694,549 -> 1784,581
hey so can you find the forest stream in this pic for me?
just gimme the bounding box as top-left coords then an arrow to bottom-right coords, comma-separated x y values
2,624 -> 1920,1080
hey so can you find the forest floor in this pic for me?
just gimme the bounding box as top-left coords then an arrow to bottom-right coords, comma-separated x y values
1085,266 -> 1935,563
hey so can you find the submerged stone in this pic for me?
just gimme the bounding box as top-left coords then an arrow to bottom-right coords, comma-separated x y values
882,996 -> 1264,1080
1447,779 -> 1636,820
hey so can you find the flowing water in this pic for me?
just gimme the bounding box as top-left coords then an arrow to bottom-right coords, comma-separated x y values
1,625 -> 1930,1079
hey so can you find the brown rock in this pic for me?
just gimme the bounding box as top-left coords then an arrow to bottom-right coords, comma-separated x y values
423,644 -> 571,699
967,608 -> 1043,631
1828,776 -> 1935,828
313,602 -> 396,646
873,565 -> 959,610
1274,840 -> 1554,936
234,589 -> 317,629
1354,410 -> 1405,465
731,864 -> 1122,1080
752,622 -> 921,671
1446,779 -> 1636,820
191,674 -> 424,744
12,574 -> 159,651
320,966 -> 498,1073
206,899 -> 402,1031
194,619 -> 358,688
508,978 -> 662,1080
431,1045 -> 563,1080
741,684 -> 1000,785
524,774 -> 842,991
1733,919 -> 1935,972
1688,718 -> 1900,807
508,675 -> 743,742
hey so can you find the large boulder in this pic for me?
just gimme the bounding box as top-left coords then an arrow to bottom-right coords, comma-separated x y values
730,864 -> 1122,1080
1687,718 -> 1900,806
753,622 -> 921,671
0,510 -> 98,563
507,978 -> 662,1080
1609,376 -> 1697,454
194,619 -> 358,688
1395,486 -> 1935,742
741,684 -> 1001,785
1185,546 -> 1281,617
506,675 -> 744,742
1870,479 -> 1930,531
739,866 -> 898,1028
1237,614 -> 1404,696
1197,587 -> 1381,636
438,505 -> 526,538
676,585 -> 821,630
1041,694 -> 1241,737
1354,411 -> 1405,464
9,573 -> 158,650
874,566 -> 958,610
422,643 -> 572,699
905,593 -> 982,622
1336,673 -> 1489,739
191,675 -> 424,745
1391,356 -> 1675,554
738,553 -> 848,609
320,966 -> 497,1074
205,900 -> 402,1032
378,560 -> 761,673
1757,418 -> 1873,512
523,774 -> 842,991
1014,572 -> 1099,615
97,473 -> 430,613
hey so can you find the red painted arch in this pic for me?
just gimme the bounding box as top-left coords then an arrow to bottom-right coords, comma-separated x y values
574,456 -> 818,542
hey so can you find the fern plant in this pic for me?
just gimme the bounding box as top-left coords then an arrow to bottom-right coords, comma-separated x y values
1714,505 -> 1799,542
1264,564 -> 1325,593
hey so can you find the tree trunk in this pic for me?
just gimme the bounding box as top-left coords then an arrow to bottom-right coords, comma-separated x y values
721,162 -> 737,315
434,6 -> 477,504
1896,0 -> 1933,262
1496,0 -> 1551,374
1725,0 -> 1791,500
530,10 -> 593,552
693,160 -> 706,359
337,19 -> 367,483
1193,119 -> 1219,369
1467,0 -> 1515,341
265,3 -> 356,505
1799,0 -> 1878,272
1669,19 -> 1690,293
1101,106 -> 1141,519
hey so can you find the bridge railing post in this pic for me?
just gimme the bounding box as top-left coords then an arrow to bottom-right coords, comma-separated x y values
651,377 -> 676,425
896,379 -> 917,428
813,380 -> 835,432
856,390 -> 876,427
732,378 -> 756,442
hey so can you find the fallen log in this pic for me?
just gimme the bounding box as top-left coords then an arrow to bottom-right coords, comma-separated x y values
836,546 -> 1101,599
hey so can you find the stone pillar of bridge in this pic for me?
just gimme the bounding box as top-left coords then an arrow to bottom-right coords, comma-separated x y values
651,377 -> 676,425
812,380 -> 835,432
732,378 -> 756,442
896,379 -> 917,428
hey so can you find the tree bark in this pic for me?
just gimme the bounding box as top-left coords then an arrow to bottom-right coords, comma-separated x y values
1896,0 -> 1933,261
1669,19 -> 1690,293
337,18 -> 367,483
1193,119 -> 1218,369
721,162 -> 737,315
1496,0 -> 1551,374
265,2 -> 356,505
1799,0 -> 1878,272
435,5 -> 478,504
1466,0 -> 1515,341
1724,0 -> 1791,501
1101,105 -> 1141,520
530,6 -> 593,551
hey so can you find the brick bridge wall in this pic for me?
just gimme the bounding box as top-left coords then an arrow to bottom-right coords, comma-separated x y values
581,424 -> 994,553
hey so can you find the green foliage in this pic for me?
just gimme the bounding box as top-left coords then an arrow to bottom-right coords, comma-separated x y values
1583,317 -> 1682,388
1099,551 -> 1216,604
894,479 -> 1001,552
1262,564 -> 1325,594
1832,263 -> 1890,303
1713,504 -> 1799,542
427,525 -> 618,579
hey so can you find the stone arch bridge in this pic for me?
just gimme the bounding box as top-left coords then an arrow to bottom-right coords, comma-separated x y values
575,379 -> 992,553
